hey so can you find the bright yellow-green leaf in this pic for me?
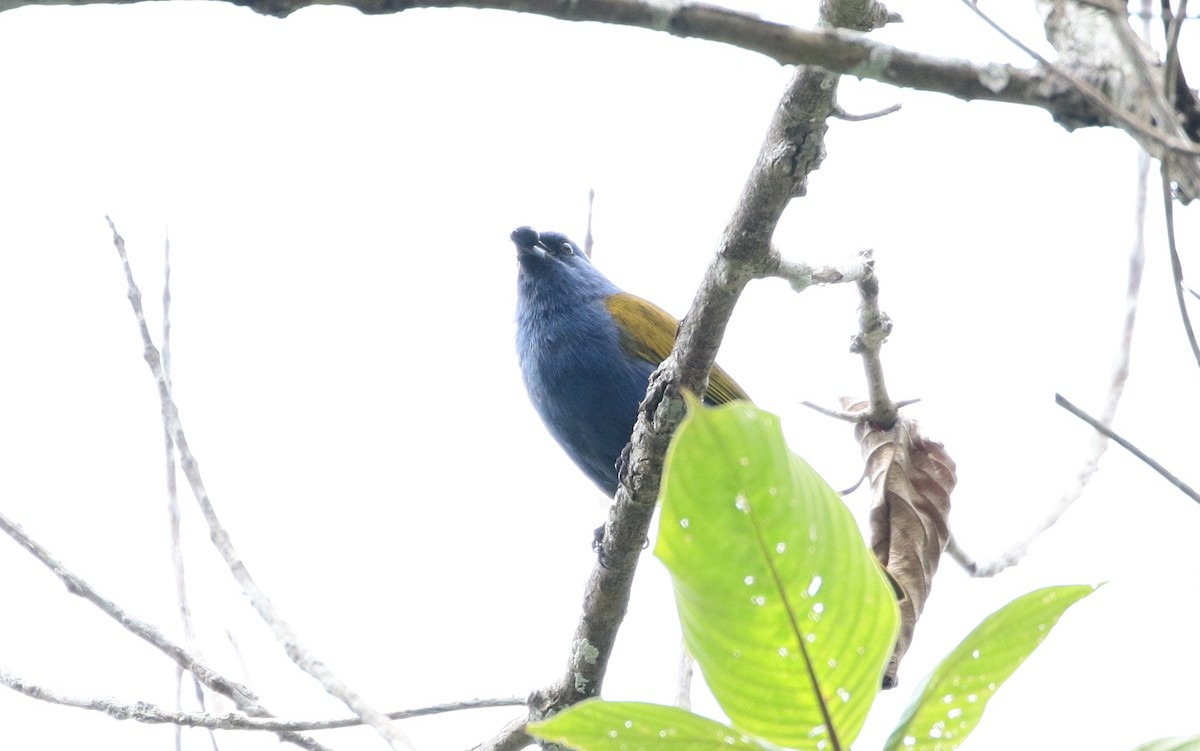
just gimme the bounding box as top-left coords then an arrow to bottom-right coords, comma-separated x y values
655,398 -> 899,750
884,584 -> 1099,751
528,699 -> 765,751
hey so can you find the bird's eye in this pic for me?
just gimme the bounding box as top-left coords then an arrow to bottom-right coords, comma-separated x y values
559,242 -> 574,256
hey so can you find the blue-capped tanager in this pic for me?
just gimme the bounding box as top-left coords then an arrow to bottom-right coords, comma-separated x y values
510,226 -> 749,496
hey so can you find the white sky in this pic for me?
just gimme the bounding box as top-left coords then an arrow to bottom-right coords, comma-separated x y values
1,1 -> 1198,749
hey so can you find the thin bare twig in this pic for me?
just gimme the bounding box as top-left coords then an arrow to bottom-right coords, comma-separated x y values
1162,0 -> 1188,97
104,217 -> 414,751
1056,394 -> 1200,504
0,510 -> 334,751
943,534 -> 979,575
163,232 -> 185,751
161,232 -> 173,386
160,233 -> 214,751
0,512 -> 254,700
801,397 -> 920,423
950,144 -> 1152,577
801,400 -> 874,423
1129,8 -> 1200,18
837,475 -> 868,497
0,668 -> 522,732
831,102 -> 903,121
946,0 -> 1173,577
1161,163 -> 1200,368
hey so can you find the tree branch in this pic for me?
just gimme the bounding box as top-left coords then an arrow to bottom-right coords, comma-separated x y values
1,0 -> 1196,156
522,0 -> 893,738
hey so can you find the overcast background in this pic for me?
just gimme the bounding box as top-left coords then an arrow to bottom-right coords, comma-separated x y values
1,1 -> 1198,749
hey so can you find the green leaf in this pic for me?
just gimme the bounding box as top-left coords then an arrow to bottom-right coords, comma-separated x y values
1130,736 -> 1200,751
655,398 -> 899,750
527,700 -> 765,751
884,584 -> 1099,751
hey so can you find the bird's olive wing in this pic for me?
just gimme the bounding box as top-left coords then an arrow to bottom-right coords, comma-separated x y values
605,292 -> 750,405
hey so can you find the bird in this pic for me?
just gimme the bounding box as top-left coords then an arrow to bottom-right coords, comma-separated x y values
510,225 -> 749,497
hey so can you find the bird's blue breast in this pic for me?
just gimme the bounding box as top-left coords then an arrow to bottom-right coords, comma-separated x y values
516,256 -> 654,496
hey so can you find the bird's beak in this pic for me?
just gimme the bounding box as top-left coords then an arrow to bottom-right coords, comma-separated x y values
511,226 -> 547,259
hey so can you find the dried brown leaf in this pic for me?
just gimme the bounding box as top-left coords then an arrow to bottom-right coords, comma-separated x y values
843,399 -> 956,688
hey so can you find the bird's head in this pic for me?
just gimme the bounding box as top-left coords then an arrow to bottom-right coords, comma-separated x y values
511,226 -> 586,264
510,226 -> 617,302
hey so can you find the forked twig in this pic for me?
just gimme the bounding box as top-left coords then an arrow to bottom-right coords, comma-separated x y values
105,217 -> 414,751
0,669 -> 522,734
0,510 -> 331,751
947,4 -> 1158,577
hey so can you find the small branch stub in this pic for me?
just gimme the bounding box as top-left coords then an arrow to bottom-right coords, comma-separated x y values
772,247 -> 874,292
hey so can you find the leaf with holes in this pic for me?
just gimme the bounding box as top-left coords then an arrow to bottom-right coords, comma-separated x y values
655,397 -> 899,750
884,584 -> 1099,751
528,699 -> 765,751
